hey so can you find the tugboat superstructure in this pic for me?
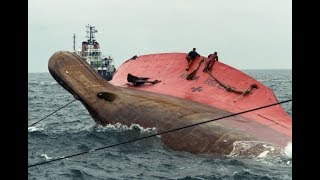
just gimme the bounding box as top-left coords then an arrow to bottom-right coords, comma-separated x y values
74,24 -> 116,80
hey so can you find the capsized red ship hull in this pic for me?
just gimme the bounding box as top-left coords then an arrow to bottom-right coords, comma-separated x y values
110,53 -> 292,148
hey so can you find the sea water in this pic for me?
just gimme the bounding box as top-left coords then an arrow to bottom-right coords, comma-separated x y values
28,69 -> 292,179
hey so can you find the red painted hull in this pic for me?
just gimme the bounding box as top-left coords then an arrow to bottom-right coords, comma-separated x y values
110,53 -> 292,147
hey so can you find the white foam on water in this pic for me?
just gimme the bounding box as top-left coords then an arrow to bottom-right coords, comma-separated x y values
233,169 -> 256,176
93,122 -> 156,133
284,142 -> 292,158
40,81 -> 47,86
39,81 -> 58,86
228,141 -> 284,158
28,126 -> 44,132
40,154 -> 52,160
262,144 -> 275,151
257,150 -> 269,158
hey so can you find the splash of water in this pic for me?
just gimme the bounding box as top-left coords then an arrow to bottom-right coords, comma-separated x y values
284,142 -> 292,158
28,126 -> 44,132
40,154 -> 52,160
228,141 -> 285,158
92,122 -> 157,134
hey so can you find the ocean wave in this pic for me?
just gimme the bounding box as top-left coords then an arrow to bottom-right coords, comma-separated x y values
227,141 -> 292,169
28,81 -> 59,86
28,71 -> 292,180
232,166 -> 290,179
284,142 -> 292,158
40,154 -> 53,160
91,122 -> 157,134
228,141 -> 286,158
28,81 -> 39,85
233,169 -> 271,179
59,168 -> 99,180
177,176 -> 204,180
28,126 -> 44,133
28,122 -> 158,141
82,123 -> 159,148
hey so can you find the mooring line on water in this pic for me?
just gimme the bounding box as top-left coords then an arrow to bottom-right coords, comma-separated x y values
28,99 -> 77,127
28,99 -> 292,168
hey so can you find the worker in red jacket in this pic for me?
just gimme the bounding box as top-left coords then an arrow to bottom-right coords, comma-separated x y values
203,52 -> 218,72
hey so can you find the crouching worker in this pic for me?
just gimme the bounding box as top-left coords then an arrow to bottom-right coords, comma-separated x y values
203,52 -> 218,72
127,73 -> 161,86
186,48 -> 200,71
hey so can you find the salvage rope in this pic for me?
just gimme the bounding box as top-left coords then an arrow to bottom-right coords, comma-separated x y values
205,70 -> 258,95
28,99 -> 292,168
28,99 -> 76,127
186,58 -> 204,80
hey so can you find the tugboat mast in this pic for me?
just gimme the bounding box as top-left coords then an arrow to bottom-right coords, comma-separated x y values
73,33 -> 76,52
86,24 -> 97,44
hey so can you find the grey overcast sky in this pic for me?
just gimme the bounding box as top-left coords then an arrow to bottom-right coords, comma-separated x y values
28,0 -> 292,73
